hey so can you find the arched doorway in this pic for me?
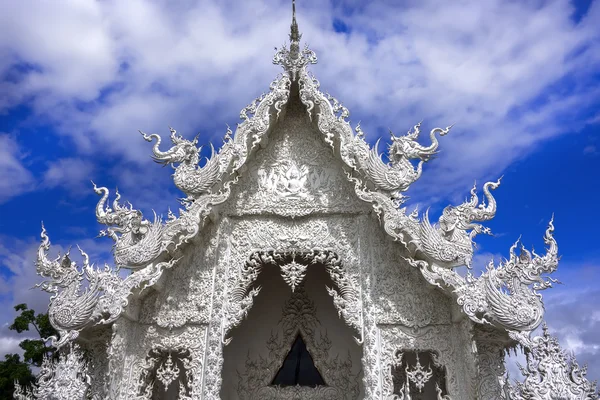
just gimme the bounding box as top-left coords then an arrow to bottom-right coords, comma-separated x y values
221,254 -> 363,399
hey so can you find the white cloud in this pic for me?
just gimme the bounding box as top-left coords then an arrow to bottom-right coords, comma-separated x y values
584,144 -> 598,155
0,336 -> 24,357
0,0 -> 597,202
0,134 -> 34,204
42,157 -> 95,193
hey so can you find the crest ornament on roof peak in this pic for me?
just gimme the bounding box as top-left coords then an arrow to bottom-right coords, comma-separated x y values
273,0 -> 317,80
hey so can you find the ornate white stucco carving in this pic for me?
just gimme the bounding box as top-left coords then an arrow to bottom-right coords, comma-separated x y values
21,2 -> 598,399
456,218 -> 558,333
504,325 -> 599,399
14,344 -> 90,400
221,249 -> 362,345
35,225 -> 179,348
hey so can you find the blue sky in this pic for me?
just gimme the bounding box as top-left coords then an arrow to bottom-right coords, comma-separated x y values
0,0 -> 599,381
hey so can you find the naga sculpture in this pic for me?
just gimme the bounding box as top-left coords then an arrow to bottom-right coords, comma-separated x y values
94,184 -> 164,268
417,179 -> 501,268
457,218 -> 558,332
362,123 -> 452,202
36,226 -> 103,348
140,128 -> 222,199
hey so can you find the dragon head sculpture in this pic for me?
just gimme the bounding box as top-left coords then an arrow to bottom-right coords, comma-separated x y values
141,127 -> 200,166
35,226 -> 103,348
418,179 -> 501,268
140,128 -> 222,198
362,122 -> 452,203
457,218 -> 559,332
93,184 -> 164,268
388,122 -> 451,165
439,179 -> 501,241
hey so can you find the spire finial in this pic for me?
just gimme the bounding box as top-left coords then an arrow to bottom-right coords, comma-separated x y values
289,0 -> 301,58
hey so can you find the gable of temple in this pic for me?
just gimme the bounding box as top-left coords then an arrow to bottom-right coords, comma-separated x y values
223,85 -> 369,217
18,2 -> 599,400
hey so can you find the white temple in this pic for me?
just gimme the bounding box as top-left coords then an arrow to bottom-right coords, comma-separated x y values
14,3 -> 599,400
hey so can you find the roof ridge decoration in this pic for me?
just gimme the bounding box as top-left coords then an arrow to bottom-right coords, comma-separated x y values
34,0 -> 554,343
504,324 -> 599,399
28,3 -> 599,397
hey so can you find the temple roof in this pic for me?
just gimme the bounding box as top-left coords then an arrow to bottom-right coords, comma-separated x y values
35,1 -> 560,350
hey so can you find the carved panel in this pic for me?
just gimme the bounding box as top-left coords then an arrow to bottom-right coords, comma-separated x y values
379,323 -> 476,399
224,92 -> 368,218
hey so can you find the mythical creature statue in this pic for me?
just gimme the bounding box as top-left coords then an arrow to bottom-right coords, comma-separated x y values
457,218 -> 558,332
503,325 -> 599,399
94,184 -> 164,268
36,226 -> 103,348
140,128 -> 222,199
362,123 -> 451,202
418,179 -> 501,268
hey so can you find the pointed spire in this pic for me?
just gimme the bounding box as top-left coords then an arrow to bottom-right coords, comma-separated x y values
289,0 -> 302,59
273,0 -> 317,78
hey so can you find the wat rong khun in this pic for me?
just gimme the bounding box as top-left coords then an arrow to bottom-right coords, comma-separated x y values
12,3 -> 599,400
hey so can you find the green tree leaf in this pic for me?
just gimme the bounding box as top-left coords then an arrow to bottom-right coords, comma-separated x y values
0,354 -> 34,400
1,304 -> 59,397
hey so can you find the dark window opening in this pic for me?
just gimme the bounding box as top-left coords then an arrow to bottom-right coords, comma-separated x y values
271,334 -> 326,387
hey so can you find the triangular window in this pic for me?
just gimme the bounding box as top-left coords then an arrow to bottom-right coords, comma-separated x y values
271,334 -> 326,387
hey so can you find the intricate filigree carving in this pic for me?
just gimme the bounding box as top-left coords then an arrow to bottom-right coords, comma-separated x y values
140,128 -> 222,199
504,325 -> 599,399
222,249 -> 362,344
27,3 -> 599,399
457,218 -> 558,332
36,225 -> 179,347
36,226 -> 104,348
417,179 -> 501,268
362,123 -> 451,202
280,258 -> 308,291
14,344 -> 90,400
272,0 -> 317,81
94,184 -> 164,268
405,354 -> 434,392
